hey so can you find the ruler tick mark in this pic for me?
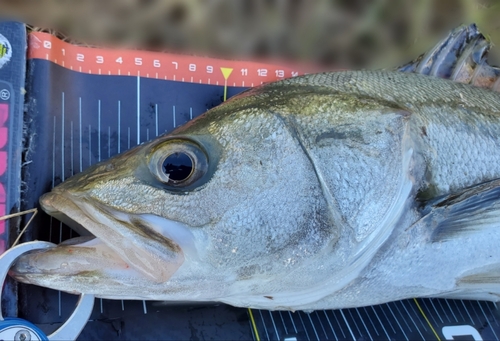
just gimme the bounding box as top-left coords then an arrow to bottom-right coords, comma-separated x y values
277,311 -> 288,335
61,92 -> 65,182
287,311 -> 298,334
409,301 -> 429,332
306,312 -> 320,341
108,126 -> 111,158
137,75 -> 141,145
314,311 -> 329,340
347,309 -> 362,338
370,306 -> 391,340
355,308 -> 373,341
89,124 -> 92,166
70,121 -> 74,176
429,299 -> 444,324
98,100 -> 101,162
173,106 -> 176,127
436,299 -> 452,323
297,312 -> 311,341
331,310 -> 346,338
478,301 -> 499,340
444,299 -> 458,323
268,311 -> 280,341
118,101 -> 121,153
386,303 -> 408,341
378,304 -> 396,334
322,310 -> 339,341
400,301 -> 425,340
339,309 -> 356,341
258,310 -> 271,341
155,104 -> 159,137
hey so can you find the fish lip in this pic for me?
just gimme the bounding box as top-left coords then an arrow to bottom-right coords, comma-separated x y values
38,191 -> 185,283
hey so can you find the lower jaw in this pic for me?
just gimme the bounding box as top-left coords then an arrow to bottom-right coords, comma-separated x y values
11,236 -> 134,277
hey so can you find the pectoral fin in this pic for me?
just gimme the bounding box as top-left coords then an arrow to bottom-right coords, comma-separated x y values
436,264 -> 500,302
420,179 -> 500,242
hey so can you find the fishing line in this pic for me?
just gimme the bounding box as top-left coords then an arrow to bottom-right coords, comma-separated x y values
0,208 -> 38,247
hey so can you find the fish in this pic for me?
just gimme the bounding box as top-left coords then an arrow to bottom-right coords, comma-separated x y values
10,25 -> 500,311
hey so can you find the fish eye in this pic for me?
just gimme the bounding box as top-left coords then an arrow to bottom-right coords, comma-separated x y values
162,152 -> 193,182
149,139 -> 208,188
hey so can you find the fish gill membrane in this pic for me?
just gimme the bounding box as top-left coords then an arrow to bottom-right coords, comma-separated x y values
9,24 -> 500,310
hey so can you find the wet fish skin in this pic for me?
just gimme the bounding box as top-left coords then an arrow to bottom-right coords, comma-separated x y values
10,70 -> 500,310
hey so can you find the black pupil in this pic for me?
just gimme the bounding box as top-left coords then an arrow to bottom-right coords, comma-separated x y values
162,152 -> 193,182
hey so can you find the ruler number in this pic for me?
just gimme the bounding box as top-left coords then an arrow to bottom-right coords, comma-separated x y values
76,53 -> 84,62
135,57 -> 142,66
172,62 -> 178,69
116,57 -> 123,64
257,69 -> 267,77
43,41 -> 51,49
96,56 -> 104,64
442,325 -> 483,340
206,66 -> 213,74
189,64 -> 196,72
153,60 -> 161,68
241,68 -> 248,76
275,70 -> 285,77
291,71 -> 299,77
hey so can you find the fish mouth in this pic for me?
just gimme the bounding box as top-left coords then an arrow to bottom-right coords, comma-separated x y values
11,191 -> 188,284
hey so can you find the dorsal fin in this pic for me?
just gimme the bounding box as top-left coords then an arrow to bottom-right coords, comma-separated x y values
396,24 -> 500,92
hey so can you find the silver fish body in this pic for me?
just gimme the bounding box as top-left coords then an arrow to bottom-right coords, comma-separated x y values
11,70 -> 500,310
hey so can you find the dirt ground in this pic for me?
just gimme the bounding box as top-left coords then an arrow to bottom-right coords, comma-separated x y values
1,0 -> 500,69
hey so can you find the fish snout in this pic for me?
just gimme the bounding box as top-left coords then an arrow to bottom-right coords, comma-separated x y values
39,192 -> 59,215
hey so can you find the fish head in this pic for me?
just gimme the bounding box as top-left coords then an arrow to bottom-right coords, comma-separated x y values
11,89 -> 337,302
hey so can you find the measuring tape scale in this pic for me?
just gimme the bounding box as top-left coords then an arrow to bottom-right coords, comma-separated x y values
28,32 -> 307,90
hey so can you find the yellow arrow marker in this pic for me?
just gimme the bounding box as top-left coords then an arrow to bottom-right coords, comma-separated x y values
220,67 -> 233,101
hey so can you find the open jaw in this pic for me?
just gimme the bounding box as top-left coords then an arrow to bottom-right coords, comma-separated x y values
11,191 -> 191,288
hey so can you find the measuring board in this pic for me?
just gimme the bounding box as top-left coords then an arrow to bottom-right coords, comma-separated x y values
11,29 -> 500,340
